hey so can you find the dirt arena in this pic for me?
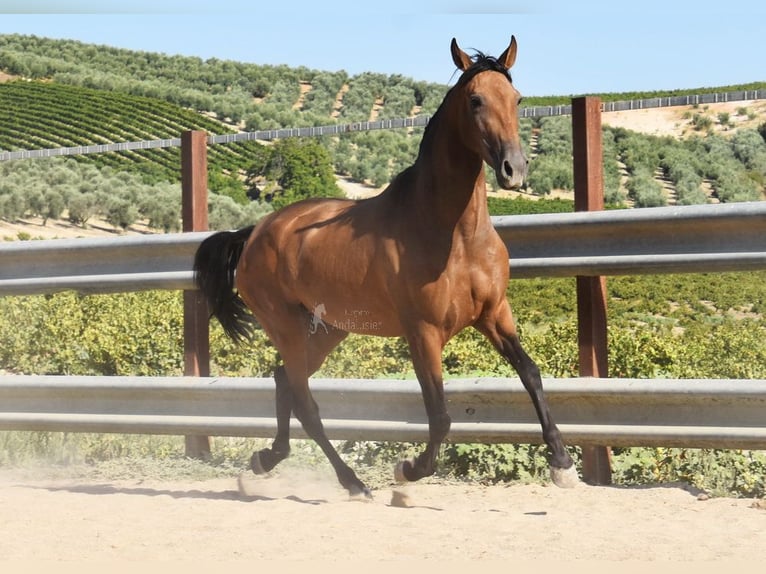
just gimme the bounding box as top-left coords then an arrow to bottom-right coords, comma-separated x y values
1,466 -> 764,564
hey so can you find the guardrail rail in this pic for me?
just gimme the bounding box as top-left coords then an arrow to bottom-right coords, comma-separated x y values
1,202 -> 764,295
2,376 -> 765,449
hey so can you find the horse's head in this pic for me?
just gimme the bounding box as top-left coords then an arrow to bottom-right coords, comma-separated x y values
450,36 -> 527,190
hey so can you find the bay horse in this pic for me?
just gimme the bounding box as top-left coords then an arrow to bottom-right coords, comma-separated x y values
194,36 -> 579,498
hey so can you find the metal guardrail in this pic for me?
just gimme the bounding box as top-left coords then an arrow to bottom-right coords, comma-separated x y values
496,201 -> 766,278
1,202 -> 764,296
0,231 -> 206,296
2,375 -> 765,449
1,202 -> 765,448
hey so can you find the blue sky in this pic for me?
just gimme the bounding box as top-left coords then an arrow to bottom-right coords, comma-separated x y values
0,0 -> 763,97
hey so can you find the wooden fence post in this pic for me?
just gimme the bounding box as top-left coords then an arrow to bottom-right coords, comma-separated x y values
571,97 -> 612,485
181,130 -> 211,460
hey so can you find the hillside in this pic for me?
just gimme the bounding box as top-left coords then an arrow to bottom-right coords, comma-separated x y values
601,99 -> 766,139
0,34 -> 765,240
0,79 -> 265,183
2,34 -> 763,130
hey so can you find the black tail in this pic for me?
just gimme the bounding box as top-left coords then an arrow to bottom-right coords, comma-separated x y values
193,226 -> 257,342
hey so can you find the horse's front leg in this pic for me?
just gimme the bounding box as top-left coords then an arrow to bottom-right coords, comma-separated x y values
476,303 -> 580,488
395,328 -> 451,482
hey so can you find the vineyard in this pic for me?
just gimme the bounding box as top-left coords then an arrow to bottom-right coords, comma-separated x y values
0,80 -> 266,183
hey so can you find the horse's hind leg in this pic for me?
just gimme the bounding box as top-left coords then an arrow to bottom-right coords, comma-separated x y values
250,364 -> 292,474
477,304 -> 579,488
287,366 -> 371,498
253,310 -> 369,496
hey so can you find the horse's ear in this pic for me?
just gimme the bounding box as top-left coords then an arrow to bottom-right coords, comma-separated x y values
451,38 -> 472,71
498,35 -> 518,70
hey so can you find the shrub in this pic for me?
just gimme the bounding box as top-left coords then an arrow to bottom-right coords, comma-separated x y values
691,113 -> 713,131
527,153 -> 573,196
626,167 -> 666,207
0,187 -> 27,221
105,198 -> 139,230
249,137 -> 343,208
67,193 -> 99,226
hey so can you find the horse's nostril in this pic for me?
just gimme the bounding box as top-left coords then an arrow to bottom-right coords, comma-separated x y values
503,160 -> 513,178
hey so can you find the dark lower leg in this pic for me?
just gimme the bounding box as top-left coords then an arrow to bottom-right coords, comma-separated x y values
255,313 -> 354,484
503,336 -> 573,470
397,332 -> 451,482
251,365 -> 292,474
292,394 -> 370,497
402,352 -> 450,479
397,412 -> 451,481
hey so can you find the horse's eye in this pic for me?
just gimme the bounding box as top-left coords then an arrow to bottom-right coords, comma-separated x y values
518,96 -> 524,106
469,95 -> 483,110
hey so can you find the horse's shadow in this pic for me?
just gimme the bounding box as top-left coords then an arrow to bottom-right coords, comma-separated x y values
25,482 -> 445,510
27,483 -> 328,505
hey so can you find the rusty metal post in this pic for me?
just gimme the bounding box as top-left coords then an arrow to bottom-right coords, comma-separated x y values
181,130 -> 211,460
571,97 -> 612,485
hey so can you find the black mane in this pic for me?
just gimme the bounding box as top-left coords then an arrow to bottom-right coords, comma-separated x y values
458,51 -> 513,85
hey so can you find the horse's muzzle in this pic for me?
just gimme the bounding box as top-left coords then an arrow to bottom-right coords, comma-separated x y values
495,150 -> 528,190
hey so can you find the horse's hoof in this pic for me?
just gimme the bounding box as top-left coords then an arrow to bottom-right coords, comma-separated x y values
349,485 -> 374,501
394,460 -> 411,483
250,451 -> 266,475
550,464 -> 580,488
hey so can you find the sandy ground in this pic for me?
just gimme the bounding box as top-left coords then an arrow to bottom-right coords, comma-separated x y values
336,174 -> 385,200
601,99 -> 766,138
0,216 -> 153,241
0,466 -> 764,563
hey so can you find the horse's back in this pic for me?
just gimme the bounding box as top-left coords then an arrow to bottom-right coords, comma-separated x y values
236,195 -> 406,336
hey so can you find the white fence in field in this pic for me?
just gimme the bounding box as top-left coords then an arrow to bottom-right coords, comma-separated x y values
1,89 -> 764,162
1,202 -> 764,296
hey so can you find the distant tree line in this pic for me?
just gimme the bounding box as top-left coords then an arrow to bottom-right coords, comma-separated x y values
0,158 -> 184,232
0,35 -> 448,133
0,158 -> 241,233
517,115 -> 765,207
0,136 -> 352,234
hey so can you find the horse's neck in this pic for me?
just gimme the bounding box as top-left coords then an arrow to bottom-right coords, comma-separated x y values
410,128 -> 490,238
